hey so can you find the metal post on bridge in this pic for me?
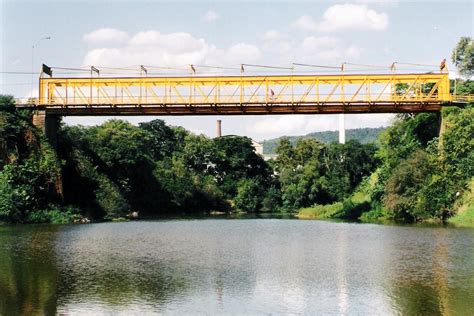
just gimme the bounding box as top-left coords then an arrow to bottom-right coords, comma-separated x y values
339,63 -> 346,144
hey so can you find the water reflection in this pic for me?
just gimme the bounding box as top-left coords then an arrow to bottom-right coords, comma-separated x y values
0,220 -> 473,314
0,225 -> 60,315
386,227 -> 474,315
336,225 -> 348,315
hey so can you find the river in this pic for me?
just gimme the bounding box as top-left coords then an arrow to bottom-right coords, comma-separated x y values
0,219 -> 473,315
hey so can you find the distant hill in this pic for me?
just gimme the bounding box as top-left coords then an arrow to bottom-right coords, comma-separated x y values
262,127 -> 386,154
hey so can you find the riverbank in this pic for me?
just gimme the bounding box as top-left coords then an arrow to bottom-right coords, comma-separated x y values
297,179 -> 474,227
448,179 -> 474,227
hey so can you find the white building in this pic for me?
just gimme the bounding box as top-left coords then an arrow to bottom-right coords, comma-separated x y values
251,140 -> 263,156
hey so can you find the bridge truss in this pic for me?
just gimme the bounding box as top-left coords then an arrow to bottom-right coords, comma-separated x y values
18,68 -> 459,115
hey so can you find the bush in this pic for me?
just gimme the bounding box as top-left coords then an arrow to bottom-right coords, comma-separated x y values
235,178 -> 264,212
26,205 -> 79,224
0,95 -> 15,112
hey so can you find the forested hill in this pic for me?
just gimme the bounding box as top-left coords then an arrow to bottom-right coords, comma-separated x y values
262,127 -> 386,154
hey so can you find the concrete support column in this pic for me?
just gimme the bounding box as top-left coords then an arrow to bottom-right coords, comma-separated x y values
438,111 -> 448,152
338,114 -> 346,144
31,110 -> 63,201
32,110 -> 60,148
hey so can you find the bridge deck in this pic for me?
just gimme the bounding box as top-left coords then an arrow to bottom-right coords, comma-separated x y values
17,102 -> 445,116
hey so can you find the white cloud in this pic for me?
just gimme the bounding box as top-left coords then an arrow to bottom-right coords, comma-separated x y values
260,30 -> 293,56
261,30 -> 361,64
293,15 -> 318,32
128,31 -> 207,53
262,30 -> 286,41
301,36 -> 340,52
203,10 -> 219,22
227,43 -> 262,63
293,4 -> 388,33
299,36 -> 362,61
318,4 -> 389,32
83,28 -> 129,44
354,0 -> 398,6
83,29 -> 261,67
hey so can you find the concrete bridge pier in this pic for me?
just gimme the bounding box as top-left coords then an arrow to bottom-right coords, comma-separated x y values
31,110 -> 64,201
32,110 -> 60,147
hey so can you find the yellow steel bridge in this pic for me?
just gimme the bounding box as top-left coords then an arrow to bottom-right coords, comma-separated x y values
16,64 -> 472,116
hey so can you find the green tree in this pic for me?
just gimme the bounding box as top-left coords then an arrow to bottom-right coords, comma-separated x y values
452,37 -> 474,78
0,95 -> 15,112
275,137 -> 296,169
82,120 -> 172,215
441,107 -> 474,181
383,150 -> 432,221
212,136 -> 270,197
235,178 -> 265,212
182,133 -> 215,173
275,137 -> 376,211
139,119 -> 178,160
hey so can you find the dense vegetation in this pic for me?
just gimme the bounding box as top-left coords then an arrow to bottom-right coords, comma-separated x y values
298,79 -> 473,224
0,88 -> 472,224
262,127 -> 385,154
0,99 -> 66,223
0,93 -> 378,223
0,98 -> 279,222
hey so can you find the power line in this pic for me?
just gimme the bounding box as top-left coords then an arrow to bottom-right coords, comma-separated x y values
192,64 -> 240,71
0,71 -> 39,74
395,62 -> 438,67
0,82 -> 32,86
343,62 -> 389,69
50,66 -> 90,72
242,64 -> 294,70
292,63 -> 341,70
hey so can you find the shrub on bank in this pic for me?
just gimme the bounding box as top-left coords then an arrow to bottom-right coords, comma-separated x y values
26,205 -> 80,224
297,190 -> 371,220
448,179 -> 474,227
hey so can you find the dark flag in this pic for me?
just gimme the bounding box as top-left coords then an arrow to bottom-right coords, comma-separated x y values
440,58 -> 447,71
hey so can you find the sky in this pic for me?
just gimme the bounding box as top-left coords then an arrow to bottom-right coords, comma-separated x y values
0,0 -> 472,141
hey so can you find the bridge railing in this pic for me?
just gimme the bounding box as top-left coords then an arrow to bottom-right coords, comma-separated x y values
452,95 -> 474,103
17,94 -> 446,107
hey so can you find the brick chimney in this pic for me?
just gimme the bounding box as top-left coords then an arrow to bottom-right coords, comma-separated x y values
217,120 -> 222,137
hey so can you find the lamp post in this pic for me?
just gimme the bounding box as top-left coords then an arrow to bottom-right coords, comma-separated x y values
31,36 -> 51,98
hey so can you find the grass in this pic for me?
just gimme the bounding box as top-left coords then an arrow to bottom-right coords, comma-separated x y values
448,178 -> 474,227
298,176 -> 474,226
297,191 -> 371,220
298,202 -> 343,219
25,205 -> 81,224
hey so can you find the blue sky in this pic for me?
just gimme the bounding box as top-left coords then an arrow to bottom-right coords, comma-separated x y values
1,0 -> 472,140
